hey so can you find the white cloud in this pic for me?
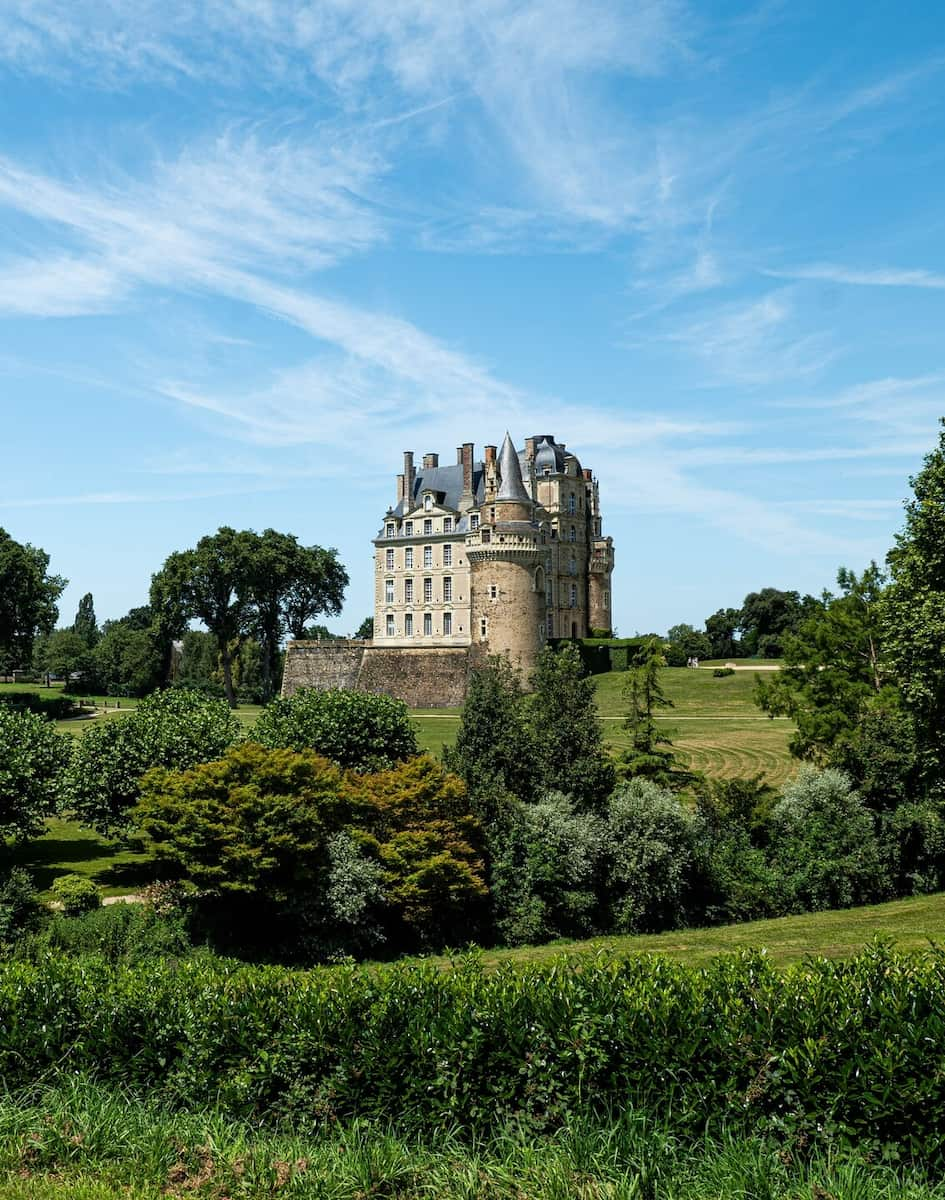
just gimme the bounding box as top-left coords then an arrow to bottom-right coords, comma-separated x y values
768,263 -> 945,289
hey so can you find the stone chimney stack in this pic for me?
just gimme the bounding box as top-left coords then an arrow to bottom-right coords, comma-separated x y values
583,468 -> 592,481
460,442 -> 475,509
484,445 -> 497,465
396,473 -> 405,503
403,451 -> 415,508
422,452 -> 439,469
524,437 -> 537,464
456,446 -> 463,465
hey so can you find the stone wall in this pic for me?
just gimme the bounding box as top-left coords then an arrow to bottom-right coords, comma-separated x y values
281,640 -> 477,708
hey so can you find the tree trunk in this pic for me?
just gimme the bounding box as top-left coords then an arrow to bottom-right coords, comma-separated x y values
220,645 -> 237,708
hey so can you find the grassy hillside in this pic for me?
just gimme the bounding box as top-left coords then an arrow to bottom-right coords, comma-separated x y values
413,665 -> 796,785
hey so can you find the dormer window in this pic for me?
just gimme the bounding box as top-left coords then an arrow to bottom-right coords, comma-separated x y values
386,523 -> 395,538
424,494 -> 433,512
470,514 -> 479,531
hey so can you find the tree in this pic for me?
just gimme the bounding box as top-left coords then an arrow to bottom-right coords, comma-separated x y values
768,767 -> 886,912
443,656 -> 536,810
33,629 -> 95,689
753,564 -> 915,807
93,622 -> 163,697
253,687 -> 418,772
72,593 -> 99,648
882,421 -> 945,784
525,642 -> 615,810
665,623 -> 712,663
0,706 -> 71,842
619,640 -> 684,785
0,529 -> 66,671
355,617 -> 374,640
605,778 -> 699,933
704,608 -> 741,659
246,529 -> 300,702
738,588 -> 817,658
150,527 -> 259,707
282,545 -> 349,641
68,689 -> 242,834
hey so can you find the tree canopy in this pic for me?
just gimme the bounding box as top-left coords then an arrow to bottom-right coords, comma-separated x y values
0,529 -> 65,671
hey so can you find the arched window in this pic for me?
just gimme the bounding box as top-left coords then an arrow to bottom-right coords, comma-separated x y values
534,566 -> 545,593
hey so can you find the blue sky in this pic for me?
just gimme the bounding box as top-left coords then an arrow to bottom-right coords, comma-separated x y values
1,0 -> 944,637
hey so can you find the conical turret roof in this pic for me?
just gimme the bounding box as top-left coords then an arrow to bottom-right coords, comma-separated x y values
496,432 -> 531,503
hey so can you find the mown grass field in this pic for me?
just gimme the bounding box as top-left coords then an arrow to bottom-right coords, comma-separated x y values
414,664 -> 796,787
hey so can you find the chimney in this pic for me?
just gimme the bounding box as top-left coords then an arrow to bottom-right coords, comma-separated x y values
461,442 -> 474,504
403,451 -> 415,507
456,446 -> 463,465
484,444 -> 497,465
524,437 -> 536,463
583,468 -> 593,481
422,452 -> 439,469
396,472 -> 405,503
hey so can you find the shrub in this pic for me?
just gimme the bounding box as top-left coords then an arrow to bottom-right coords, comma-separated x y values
0,704 -> 72,842
881,802 -> 945,895
50,874 -> 100,916
0,945 -> 943,1159
32,900 -> 192,963
605,778 -> 699,933
68,689 -> 242,834
489,792 -> 605,945
253,688 -> 417,772
713,667 -> 735,678
769,767 -> 887,911
0,691 -> 77,719
0,867 -> 44,945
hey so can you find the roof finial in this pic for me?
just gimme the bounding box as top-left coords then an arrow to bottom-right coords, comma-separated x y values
496,432 -> 530,503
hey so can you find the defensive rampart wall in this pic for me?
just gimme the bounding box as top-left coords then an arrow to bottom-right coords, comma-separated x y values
281,641 -> 477,708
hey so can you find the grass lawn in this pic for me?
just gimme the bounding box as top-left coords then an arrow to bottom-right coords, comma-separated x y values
426,890 -> 945,971
6,818 -> 162,899
412,665 -> 796,786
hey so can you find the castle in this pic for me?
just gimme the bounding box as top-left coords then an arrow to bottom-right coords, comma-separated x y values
281,434 -> 615,707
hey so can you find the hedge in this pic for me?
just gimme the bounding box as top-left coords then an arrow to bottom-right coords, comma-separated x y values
0,692 -> 77,720
0,944 -> 943,1157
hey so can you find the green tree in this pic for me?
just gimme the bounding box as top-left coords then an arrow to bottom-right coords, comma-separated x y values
253,687 -> 418,772
882,421 -> 945,784
33,628 -> 95,689
282,545 -> 349,641
150,527 -> 259,707
0,529 -> 66,671
354,616 -> 374,639
738,588 -> 817,657
246,529 -> 301,701
443,656 -> 536,810
769,766 -> 886,912
754,564 -> 915,807
69,689 -> 242,834
704,607 -> 742,659
93,622 -> 163,697
619,640 -> 683,785
0,706 -> 71,842
72,592 -> 99,648
525,642 -> 615,810
665,623 -> 712,662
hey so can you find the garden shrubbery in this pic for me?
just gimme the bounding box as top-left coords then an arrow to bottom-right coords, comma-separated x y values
0,943 -> 942,1159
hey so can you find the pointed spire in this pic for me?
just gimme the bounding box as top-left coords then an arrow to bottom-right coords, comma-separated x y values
496,432 -> 530,503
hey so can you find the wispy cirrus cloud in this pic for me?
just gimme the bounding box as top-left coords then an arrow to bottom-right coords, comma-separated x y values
767,263 -> 945,289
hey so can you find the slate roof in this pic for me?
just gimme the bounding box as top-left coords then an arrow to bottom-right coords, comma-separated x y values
391,463 -> 485,517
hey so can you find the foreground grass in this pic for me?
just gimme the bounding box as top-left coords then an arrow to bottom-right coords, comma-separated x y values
423,890 -> 945,971
0,1078 -> 940,1199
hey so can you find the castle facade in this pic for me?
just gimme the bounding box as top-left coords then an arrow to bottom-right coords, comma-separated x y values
372,433 -> 615,677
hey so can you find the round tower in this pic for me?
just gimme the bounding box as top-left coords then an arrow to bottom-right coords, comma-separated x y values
467,433 -> 546,679
588,536 -> 615,635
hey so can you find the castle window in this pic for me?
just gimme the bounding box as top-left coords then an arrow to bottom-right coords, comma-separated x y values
423,545 -> 433,568
405,521 -> 413,535
490,584 -> 497,600
405,547 -> 414,568
423,612 -> 432,636
443,611 -> 452,635
424,577 -> 433,603
404,578 -> 413,603
550,526 -> 557,539
385,548 -> 394,570
386,614 -> 395,637
569,584 -> 577,608
443,576 -> 452,602
539,622 -> 545,638
481,528 -> 491,544
443,517 -> 453,533
568,493 -> 576,514
443,544 -> 452,566
480,617 -> 488,638
424,494 -> 433,511
405,612 -> 413,636
569,558 -> 577,576
604,590 -> 610,606
470,514 -> 479,531
385,579 -> 394,604
423,518 -> 432,535
569,526 -> 576,542
386,523 -> 395,538
490,507 -> 495,523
